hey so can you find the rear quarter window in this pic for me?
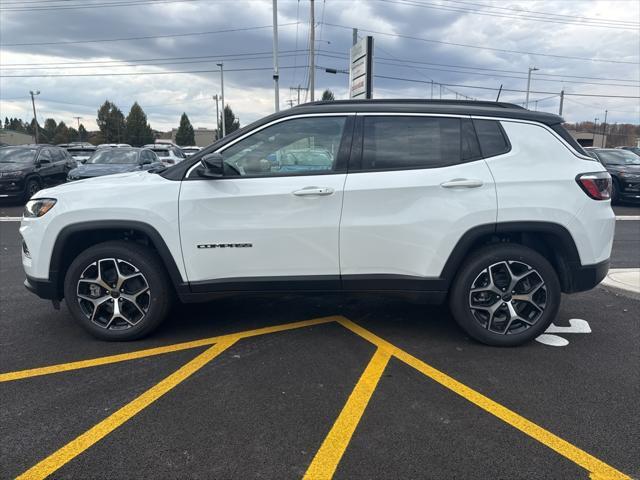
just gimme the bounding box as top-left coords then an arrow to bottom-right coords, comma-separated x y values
473,119 -> 510,158
550,123 -> 589,157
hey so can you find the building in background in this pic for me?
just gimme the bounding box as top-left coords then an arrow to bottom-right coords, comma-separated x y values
0,129 -> 35,146
566,129 -> 607,148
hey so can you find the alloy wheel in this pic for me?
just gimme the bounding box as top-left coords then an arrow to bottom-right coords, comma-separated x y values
468,260 -> 547,335
76,258 -> 150,330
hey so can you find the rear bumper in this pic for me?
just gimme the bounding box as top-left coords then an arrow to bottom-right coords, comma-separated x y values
564,259 -> 610,293
24,275 -> 60,300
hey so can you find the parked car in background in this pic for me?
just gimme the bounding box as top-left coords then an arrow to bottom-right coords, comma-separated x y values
618,146 -> 640,156
67,147 -> 163,181
182,146 -> 202,157
586,147 -> 640,203
0,144 -> 76,201
66,145 -> 97,165
143,143 -> 186,166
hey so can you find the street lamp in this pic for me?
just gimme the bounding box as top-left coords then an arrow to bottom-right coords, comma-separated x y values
524,66 -> 539,110
217,62 -> 226,138
29,90 -> 40,144
212,95 -> 220,140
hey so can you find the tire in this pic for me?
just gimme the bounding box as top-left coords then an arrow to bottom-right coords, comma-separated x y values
449,244 -> 561,347
611,178 -> 620,205
23,178 -> 40,203
64,240 -> 172,341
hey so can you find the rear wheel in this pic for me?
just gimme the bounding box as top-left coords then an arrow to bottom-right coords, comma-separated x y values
449,244 -> 561,346
64,241 -> 172,340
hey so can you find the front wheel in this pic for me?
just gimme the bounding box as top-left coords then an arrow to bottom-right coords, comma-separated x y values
64,241 -> 172,340
449,244 -> 561,346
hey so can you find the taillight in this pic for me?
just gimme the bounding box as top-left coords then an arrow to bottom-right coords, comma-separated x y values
576,172 -> 612,200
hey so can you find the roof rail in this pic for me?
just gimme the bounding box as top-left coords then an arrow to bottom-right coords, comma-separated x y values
296,99 -> 525,109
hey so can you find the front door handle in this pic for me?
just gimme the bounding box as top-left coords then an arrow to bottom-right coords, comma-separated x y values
292,186 -> 335,196
440,178 -> 484,189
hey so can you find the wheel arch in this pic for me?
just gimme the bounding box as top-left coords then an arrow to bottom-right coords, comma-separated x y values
442,221 -> 582,293
49,220 -> 187,300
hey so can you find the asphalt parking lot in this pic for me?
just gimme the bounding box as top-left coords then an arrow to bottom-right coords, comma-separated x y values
1,204 -> 638,480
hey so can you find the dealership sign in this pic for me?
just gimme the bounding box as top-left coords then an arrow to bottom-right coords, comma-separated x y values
350,36 -> 373,99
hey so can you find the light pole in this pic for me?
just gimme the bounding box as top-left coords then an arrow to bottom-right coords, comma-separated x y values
29,90 -> 40,144
272,0 -> 280,112
212,95 -> 220,140
593,117 -> 599,145
309,0 -> 315,101
525,66 -> 539,109
73,116 -> 82,142
217,62 -> 226,137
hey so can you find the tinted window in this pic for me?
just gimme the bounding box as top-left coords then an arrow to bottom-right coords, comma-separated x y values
221,116 -> 346,176
461,119 -> 482,161
51,149 -> 65,161
362,116 -> 462,170
597,150 -> 640,165
551,124 -> 588,156
38,149 -> 53,163
473,120 -> 509,158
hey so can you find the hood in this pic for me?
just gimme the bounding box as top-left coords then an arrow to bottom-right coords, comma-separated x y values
69,163 -> 141,178
0,162 -> 33,173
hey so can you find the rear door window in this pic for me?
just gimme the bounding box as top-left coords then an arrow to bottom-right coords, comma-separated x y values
361,116 -> 463,170
473,119 -> 510,158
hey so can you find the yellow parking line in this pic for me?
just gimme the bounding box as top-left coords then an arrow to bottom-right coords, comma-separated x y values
303,348 -> 390,480
337,317 -> 630,480
0,316 -> 337,383
16,338 -> 238,480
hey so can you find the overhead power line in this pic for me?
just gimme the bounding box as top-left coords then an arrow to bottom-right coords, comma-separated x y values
378,0 -> 640,30
0,0 -> 204,12
0,23 -> 298,47
322,22 -> 640,65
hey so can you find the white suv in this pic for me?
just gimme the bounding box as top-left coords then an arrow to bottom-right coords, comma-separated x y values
20,100 -> 614,345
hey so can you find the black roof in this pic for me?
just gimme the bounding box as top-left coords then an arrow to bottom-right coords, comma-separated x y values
289,99 -> 563,126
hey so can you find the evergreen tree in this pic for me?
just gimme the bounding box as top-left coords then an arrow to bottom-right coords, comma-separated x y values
4,117 -> 8,129
68,127 -> 79,142
43,118 -> 57,142
321,89 -> 335,101
175,112 -> 195,146
96,100 -> 126,143
125,102 -> 154,146
52,121 -> 70,144
78,124 -> 88,143
223,105 -> 240,135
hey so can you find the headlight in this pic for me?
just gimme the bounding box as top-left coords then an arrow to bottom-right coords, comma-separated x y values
24,198 -> 57,218
1,170 -> 25,178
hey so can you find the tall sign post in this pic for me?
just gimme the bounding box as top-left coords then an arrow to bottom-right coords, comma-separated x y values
349,36 -> 373,99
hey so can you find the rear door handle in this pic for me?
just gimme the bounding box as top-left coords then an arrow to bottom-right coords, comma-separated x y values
292,186 -> 335,196
440,178 -> 484,189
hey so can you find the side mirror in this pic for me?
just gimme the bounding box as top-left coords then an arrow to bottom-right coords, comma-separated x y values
201,152 -> 224,178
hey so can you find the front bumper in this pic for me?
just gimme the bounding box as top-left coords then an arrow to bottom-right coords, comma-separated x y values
0,178 -> 27,198
24,275 -> 60,300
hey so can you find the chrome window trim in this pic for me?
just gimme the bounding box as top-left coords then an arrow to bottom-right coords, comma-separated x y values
186,112 -> 355,178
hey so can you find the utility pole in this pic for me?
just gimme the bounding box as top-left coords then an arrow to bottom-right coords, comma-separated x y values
286,99 -> 295,108
309,0 -> 315,102
29,90 -> 40,144
430,80 -> 434,99
439,84 -> 442,99
290,85 -> 308,105
525,66 -> 539,109
352,28 -> 358,46
601,110 -> 608,147
272,0 -> 280,112
212,95 -> 220,140
73,116 -> 82,142
593,117 -> 599,145
217,62 -> 226,137
558,89 -> 564,116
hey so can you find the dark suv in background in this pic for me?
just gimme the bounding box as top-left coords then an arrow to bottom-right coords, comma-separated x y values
0,144 -> 76,202
586,148 -> 640,204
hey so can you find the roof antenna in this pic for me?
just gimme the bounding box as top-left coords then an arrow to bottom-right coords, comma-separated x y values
495,84 -> 503,102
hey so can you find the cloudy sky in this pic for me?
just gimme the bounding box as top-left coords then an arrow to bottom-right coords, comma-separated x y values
0,0 -> 638,132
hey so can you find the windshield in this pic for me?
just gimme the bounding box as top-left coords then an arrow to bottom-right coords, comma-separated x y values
88,149 -> 139,164
68,149 -> 95,156
151,149 -> 170,157
597,150 -> 640,166
0,147 -> 37,164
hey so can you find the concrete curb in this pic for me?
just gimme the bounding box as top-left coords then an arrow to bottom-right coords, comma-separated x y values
600,268 -> 640,300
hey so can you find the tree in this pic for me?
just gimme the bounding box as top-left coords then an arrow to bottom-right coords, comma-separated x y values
26,118 -> 41,137
4,117 -> 8,129
43,118 -> 57,142
125,102 -> 154,146
175,112 -> 195,146
68,127 -> 79,142
78,124 -> 88,143
222,104 -> 240,135
321,89 -> 335,101
96,100 -> 126,143
52,121 -> 70,144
